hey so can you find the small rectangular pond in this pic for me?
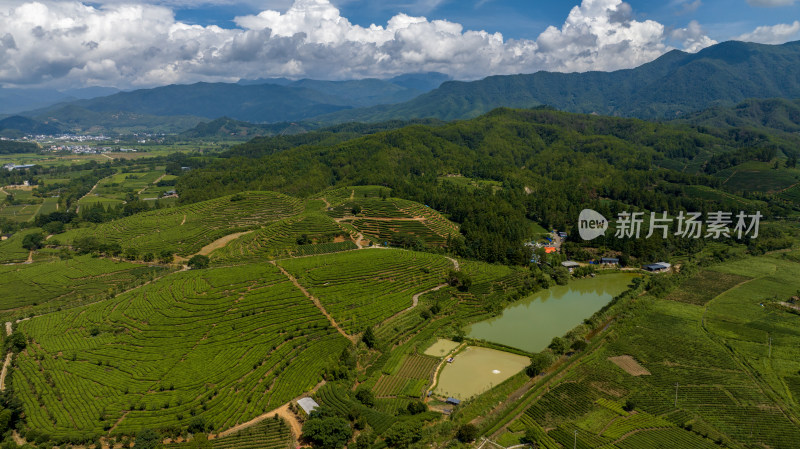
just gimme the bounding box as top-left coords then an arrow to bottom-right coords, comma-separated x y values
434,346 -> 529,400
467,273 -> 638,353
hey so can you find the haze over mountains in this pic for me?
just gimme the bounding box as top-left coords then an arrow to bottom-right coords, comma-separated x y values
0,72 -> 451,135
3,40 -> 800,135
316,40 -> 800,123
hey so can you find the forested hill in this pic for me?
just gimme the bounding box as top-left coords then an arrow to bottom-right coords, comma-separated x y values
678,97 -> 800,133
176,107 -> 795,263
314,40 -> 800,123
181,117 -> 445,144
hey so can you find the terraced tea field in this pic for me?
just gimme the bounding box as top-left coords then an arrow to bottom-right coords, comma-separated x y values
0,256 -> 167,313
337,198 -> 458,247
0,228 -> 41,263
320,187 -> 459,247
13,263 -> 349,437
60,192 -> 304,256
372,354 -> 439,398
212,211 -> 356,262
208,418 -> 292,449
278,249 -> 454,332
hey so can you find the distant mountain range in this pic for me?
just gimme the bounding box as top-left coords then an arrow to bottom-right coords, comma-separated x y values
7,41 -> 800,135
315,40 -> 800,124
0,86 -> 120,115
19,73 -> 451,134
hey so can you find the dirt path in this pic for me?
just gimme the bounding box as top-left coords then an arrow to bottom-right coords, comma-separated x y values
272,262 -> 356,344
426,342 -> 466,398
0,354 -> 10,391
195,231 -> 253,256
137,174 -> 166,195
354,232 -> 366,249
101,154 -> 113,160
1,322 -> 12,391
721,169 -> 738,186
180,214 -> 187,225
76,178 -> 103,213
321,197 -> 331,209
380,283 -> 448,327
215,403 -> 302,442
107,411 -> 129,434
446,256 -> 460,271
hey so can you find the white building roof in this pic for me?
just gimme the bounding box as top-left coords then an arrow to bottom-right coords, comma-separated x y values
297,397 -> 320,415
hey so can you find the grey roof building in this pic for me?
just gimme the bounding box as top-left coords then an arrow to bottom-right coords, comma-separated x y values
297,397 -> 320,415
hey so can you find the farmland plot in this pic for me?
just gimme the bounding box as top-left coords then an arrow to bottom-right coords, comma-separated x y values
14,263 -> 349,437
278,249 -> 453,332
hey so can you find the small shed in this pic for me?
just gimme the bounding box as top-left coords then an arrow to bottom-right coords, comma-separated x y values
446,397 -> 461,406
297,397 -> 320,416
561,261 -> 580,272
1,233 -> 12,241
643,262 -> 671,272
600,257 -> 619,265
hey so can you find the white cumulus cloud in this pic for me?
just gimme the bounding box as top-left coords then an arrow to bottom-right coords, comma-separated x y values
735,21 -> 800,44
671,20 -> 717,53
0,0 -> 718,88
746,0 -> 795,6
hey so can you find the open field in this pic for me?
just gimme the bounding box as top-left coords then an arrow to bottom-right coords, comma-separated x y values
664,269 -> 751,305
14,263 -> 349,437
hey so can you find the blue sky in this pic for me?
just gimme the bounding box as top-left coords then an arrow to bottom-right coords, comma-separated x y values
173,0 -> 800,42
0,0 -> 798,88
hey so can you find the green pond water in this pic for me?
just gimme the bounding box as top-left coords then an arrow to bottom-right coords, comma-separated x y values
467,273 -> 638,353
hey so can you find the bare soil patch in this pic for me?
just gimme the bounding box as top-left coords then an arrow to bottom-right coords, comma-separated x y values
609,355 -> 651,376
196,231 -> 253,256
